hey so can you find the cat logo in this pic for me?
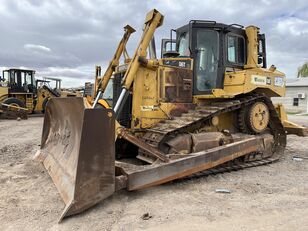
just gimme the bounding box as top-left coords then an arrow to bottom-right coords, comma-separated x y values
179,61 -> 186,68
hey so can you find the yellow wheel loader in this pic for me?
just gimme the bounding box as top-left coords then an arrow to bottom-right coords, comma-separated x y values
0,68 -> 81,118
37,9 -> 307,221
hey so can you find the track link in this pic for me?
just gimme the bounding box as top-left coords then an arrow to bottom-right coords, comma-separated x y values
182,157 -> 279,180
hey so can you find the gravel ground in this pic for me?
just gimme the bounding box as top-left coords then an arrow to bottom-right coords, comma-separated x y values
0,115 -> 308,231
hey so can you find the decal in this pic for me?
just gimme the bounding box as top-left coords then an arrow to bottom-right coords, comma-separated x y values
179,61 -> 186,68
274,77 -> 284,87
162,59 -> 191,69
141,105 -> 159,112
251,75 -> 267,85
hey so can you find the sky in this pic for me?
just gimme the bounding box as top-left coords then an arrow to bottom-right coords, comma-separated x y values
0,0 -> 307,87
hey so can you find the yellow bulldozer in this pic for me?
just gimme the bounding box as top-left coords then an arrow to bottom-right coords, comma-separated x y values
0,68 -> 81,118
36,9 -> 307,221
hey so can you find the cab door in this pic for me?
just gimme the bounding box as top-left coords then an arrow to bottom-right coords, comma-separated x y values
192,29 -> 220,94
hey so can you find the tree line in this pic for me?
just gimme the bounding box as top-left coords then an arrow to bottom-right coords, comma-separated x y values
298,62 -> 308,78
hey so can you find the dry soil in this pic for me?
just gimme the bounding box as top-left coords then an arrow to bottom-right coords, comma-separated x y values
0,115 -> 308,231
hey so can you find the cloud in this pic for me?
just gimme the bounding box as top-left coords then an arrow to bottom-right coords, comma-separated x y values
39,66 -> 90,79
24,44 -> 51,53
276,17 -> 308,36
0,0 -> 308,85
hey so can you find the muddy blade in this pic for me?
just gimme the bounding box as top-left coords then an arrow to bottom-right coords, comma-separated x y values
38,97 -> 115,221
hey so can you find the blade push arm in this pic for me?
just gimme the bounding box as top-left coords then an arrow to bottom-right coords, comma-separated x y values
93,25 -> 135,107
113,9 -> 164,116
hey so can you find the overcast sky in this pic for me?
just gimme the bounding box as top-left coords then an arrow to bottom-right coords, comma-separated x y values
0,0 -> 307,87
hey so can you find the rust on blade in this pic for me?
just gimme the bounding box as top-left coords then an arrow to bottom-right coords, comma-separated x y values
37,97 -> 115,221
124,135 -> 271,191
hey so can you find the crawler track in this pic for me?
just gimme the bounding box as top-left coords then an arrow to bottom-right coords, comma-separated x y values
138,94 -> 286,167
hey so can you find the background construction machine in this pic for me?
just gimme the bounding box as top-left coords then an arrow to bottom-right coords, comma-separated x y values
0,68 -> 81,118
37,9 -> 307,221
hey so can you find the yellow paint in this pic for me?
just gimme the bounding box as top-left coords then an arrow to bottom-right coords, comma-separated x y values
245,26 -> 259,69
98,99 -> 110,108
94,25 -> 135,97
0,87 -> 8,100
122,9 -> 164,90
1,78 -> 81,113
223,68 -> 285,97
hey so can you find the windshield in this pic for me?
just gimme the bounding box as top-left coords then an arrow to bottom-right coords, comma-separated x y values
2,71 -> 8,82
25,71 -> 34,86
195,30 -> 219,91
178,32 -> 190,56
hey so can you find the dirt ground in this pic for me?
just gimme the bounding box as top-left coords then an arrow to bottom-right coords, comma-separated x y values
0,115 -> 308,231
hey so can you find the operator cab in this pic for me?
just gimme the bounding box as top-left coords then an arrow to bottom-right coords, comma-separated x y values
2,69 -> 36,94
162,21 -> 267,95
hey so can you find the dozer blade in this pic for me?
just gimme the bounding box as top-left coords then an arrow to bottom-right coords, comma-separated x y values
36,97 -> 115,221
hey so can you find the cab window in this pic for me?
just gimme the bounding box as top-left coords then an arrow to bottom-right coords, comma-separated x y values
25,72 -> 33,85
227,34 -> 245,64
178,32 -> 190,56
165,41 -> 176,52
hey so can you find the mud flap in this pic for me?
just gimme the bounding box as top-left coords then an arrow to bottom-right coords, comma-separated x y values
37,97 -> 115,221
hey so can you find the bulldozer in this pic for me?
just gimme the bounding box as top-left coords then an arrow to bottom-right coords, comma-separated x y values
0,68 -> 81,118
37,9 -> 307,221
